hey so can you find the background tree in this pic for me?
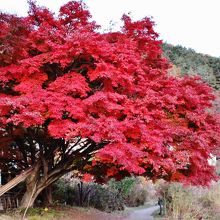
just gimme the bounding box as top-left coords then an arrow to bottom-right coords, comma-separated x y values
162,43 -> 220,90
0,1 -> 220,207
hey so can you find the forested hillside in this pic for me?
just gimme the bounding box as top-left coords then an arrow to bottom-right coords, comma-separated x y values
162,43 -> 220,90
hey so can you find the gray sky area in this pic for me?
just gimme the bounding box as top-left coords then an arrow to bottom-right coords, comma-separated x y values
0,0 -> 220,57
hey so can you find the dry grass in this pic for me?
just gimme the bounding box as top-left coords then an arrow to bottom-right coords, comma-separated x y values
157,182 -> 220,220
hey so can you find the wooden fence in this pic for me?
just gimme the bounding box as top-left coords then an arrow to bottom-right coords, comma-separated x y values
0,192 -> 20,210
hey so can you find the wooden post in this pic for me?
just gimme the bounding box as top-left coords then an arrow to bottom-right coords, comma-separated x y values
0,167 -> 33,197
163,192 -> 167,216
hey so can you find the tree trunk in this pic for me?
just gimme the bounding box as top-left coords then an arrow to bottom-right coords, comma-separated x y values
42,185 -> 53,206
20,185 -> 39,208
19,140 -> 96,208
20,181 -> 54,208
20,162 -> 42,208
77,181 -> 83,206
19,163 -> 65,208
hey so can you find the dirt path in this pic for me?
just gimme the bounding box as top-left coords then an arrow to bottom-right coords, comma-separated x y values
124,205 -> 159,220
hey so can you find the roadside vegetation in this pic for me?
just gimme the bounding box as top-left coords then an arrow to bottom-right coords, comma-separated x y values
154,181 -> 220,220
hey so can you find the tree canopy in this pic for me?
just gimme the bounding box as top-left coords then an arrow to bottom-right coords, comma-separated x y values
0,0 -> 220,207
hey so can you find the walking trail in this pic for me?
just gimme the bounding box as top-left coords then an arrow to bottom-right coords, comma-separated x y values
124,205 -> 159,220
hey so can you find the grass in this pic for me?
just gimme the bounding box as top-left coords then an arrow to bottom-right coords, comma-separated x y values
2,205 -> 127,220
3,207 -> 64,220
27,208 -> 63,220
155,182 -> 220,220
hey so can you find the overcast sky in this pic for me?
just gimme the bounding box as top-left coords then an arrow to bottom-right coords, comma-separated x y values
1,0 -> 220,57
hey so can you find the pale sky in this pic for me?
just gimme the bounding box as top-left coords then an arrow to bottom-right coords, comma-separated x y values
0,0 -> 220,57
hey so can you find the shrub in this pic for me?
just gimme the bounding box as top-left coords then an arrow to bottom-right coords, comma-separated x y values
108,177 -> 148,207
157,182 -> 220,220
53,177 -> 151,211
87,184 -> 124,212
52,179 -> 124,212
52,179 -> 78,205
125,182 -> 147,207
108,177 -> 136,198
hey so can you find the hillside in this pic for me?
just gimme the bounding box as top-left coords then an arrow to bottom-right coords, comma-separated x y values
162,43 -> 220,90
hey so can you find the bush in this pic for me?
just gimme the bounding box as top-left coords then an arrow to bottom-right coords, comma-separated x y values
108,177 -> 148,207
52,179 -> 78,205
198,183 -> 220,219
164,183 -> 202,219
52,179 -> 124,212
157,182 -> 220,220
53,176 -> 151,211
108,177 -> 136,198
125,182 -> 148,207
87,184 -> 124,212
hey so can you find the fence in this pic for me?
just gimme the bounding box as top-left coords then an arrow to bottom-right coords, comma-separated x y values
0,192 -> 20,210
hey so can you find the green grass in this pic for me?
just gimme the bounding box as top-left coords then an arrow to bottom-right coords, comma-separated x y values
4,207 -> 63,220
27,208 -> 63,220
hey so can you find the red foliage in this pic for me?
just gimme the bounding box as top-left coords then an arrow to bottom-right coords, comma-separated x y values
82,173 -> 94,183
0,1 -> 220,185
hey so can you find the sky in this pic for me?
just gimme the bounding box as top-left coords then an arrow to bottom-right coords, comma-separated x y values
0,0 -> 220,57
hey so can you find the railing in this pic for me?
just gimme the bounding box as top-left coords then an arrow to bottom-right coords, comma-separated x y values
0,167 -> 33,197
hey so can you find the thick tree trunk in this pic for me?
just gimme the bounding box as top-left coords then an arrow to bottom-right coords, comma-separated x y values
20,162 -> 42,208
20,185 -> 39,208
42,185 -> 53,206
20,181 -> 54,208
19,164 -> 65,208
19,139 -> 99,208
20,178 -> 50,208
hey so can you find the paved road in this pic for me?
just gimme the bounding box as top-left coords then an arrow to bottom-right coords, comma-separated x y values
0,215 -> 14,220
125,205 -> 159,220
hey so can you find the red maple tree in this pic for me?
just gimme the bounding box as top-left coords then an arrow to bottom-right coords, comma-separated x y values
0,1 -> 220,207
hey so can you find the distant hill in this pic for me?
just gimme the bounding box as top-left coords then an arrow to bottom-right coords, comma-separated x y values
162,43 -> 220,90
